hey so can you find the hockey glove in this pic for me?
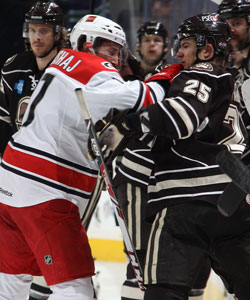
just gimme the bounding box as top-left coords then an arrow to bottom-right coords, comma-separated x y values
120,51 -> 145,81
145,63 -> 183,92
98,108 -> 139,153
87,108 -> 139,161
87,117 -> 109,160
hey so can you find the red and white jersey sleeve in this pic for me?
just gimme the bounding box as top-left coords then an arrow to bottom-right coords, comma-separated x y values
0,49 -> 164,215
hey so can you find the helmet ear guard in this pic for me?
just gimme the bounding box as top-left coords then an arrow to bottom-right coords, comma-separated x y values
76,35 -> 87,52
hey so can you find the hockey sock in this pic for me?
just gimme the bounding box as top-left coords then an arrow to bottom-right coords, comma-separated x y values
121,279 -> 144,300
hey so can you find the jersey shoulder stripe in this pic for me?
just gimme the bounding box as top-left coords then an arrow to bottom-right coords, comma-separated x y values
49,49 -> 121,85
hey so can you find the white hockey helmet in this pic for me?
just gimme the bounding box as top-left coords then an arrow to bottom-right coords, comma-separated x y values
70,14 -> 126,51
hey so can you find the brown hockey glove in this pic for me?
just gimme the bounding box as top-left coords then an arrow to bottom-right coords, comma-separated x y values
87,108 -> 140,161
98,108 -> 139,152
100,108 -> 140,158
87,117 -> 109,160
120,51 -> 145,81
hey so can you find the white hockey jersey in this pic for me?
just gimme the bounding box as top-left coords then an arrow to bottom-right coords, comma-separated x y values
0,49 -> 165,216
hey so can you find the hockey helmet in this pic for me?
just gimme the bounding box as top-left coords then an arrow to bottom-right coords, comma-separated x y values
172,13 -> 232,58
23,1 -> 64,38
218,0 -> 250,25
137,20 -> 168,46
70,14 -> 126,51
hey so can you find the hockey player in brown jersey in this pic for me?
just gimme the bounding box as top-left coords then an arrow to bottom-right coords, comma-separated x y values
136,20 -> 169,77
97,13 -> 249,300
116,20 -> 210,300
218,0 -> 250,167
140,13 -> 249,300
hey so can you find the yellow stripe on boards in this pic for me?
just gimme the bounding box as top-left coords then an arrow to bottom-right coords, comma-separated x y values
89,238 -> 126,262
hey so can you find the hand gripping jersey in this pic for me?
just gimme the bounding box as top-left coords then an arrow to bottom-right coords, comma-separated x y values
0,49 -> 165,216
0,51 -> 49,153
143,62 -> 248,218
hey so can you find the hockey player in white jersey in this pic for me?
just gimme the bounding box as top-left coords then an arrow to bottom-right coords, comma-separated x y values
0,2 -> 70,298
0,14 -> 180,300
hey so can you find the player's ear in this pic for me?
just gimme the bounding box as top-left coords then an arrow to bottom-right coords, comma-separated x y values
55,33 -> 60,41
198,44 -> 214,60
136,43 -> 141,53
163,46 -> 168,56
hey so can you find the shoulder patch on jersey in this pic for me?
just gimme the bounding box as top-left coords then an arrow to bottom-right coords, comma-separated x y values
4,54 -> 17,66
191,63 -> 213,72
101,61 -> 117,70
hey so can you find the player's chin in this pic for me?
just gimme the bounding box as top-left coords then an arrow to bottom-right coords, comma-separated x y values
182,62 -> 190,70
149,57 -> 162,65
32,48 -> 47,57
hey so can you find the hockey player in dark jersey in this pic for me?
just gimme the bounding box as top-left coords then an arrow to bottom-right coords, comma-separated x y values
119,20 -> 169,82
98,13 -> 249,300
136,20 -> 169,78
0,1 -> 69,299
0,0 -> 69,155
218,0 -> 250,166
139,13 -> 249,300
116,20 -> 210,300
117,20 -> 170,300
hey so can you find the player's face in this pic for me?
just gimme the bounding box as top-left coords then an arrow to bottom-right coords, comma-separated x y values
29,23 -> 56,57
226,17 -> 250,51
176,37 -> 197,69
139,34 -> 166,66
95,40 -> 122,69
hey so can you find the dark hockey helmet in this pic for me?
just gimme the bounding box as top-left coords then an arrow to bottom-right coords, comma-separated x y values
172,13 -> 232,58
23,1 -> 64,38
218,0 -> 250,25
137,20 -> 168,46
